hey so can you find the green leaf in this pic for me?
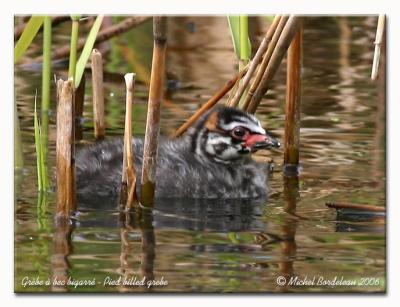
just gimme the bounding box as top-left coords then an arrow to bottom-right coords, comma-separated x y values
227,15 -> 251,61
227,16 -> 241,58
14,16 -> 44,63
34,95 -> 43,191
74,15 -> 104,88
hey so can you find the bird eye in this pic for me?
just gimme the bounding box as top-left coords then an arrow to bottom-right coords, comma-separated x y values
231,127 -> 248,139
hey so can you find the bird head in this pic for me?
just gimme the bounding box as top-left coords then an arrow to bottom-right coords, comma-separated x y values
188,105 -> 280,164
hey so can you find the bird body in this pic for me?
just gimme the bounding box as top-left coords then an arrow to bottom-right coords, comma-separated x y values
75,106 -> 280,204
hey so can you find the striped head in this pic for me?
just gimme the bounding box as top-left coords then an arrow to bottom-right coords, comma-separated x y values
189,106 -> 280,164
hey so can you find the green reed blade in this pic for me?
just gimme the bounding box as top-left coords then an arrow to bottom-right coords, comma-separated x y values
227,15 -> 251,61
75,15 -> 104,88
34,96 -> 43,191
14,16 -> 44,63
41,16 -> 52,112
68,15 -> 81,81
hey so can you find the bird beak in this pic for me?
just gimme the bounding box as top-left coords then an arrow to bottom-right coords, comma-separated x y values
246,133 -> 281,152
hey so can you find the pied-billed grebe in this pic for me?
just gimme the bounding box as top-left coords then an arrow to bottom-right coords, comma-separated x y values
75,105 -> 280,202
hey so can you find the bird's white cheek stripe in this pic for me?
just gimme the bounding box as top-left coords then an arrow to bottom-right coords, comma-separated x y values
219,122 -> 266,135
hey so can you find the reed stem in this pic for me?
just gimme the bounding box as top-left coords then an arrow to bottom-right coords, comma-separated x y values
371,15 -> 385,80
283,26 -> 302,174
41,16 -> 51,112
121,73 -> 137,210
68,15 -> 80,81
246,15 -> 301,114
228,15 -> 281,108
91,49 -> 106,140
242,15 -> 288,112
56,79 -> 76,219
239,15 -> 250,69
141,16 -> 167,207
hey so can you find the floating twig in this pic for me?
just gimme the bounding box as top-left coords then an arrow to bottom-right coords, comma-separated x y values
371,15 -> 385,80
228,15 -> 282,108
283,26 -> 302,174
91,49 -> 105,139
141,16 -> 167,207
246,15 -> 301,114
326,202 -> 385,213
56,78 -> 76,219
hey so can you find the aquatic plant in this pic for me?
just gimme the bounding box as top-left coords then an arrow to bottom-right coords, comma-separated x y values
74,15 -> 104,88
68,15 -> 80,81
14,16 -> 44,63
227,15 -> 251,69
34,95 -> 50,191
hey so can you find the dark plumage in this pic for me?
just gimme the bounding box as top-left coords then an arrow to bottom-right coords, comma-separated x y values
75,105 -> 280,204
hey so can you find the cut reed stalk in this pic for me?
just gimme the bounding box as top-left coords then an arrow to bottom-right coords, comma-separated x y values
91,49 -> 106,140
283,26 -> 302,174
56,79 -> 76,219
371,14 -> 385,80
246,15 -> 301,114
173,69 -> 245,137
140,16 -> 167,207
41,16 -> 151,61
74,72 -> 85,141
121,73 -> 137,210
228,15 -> 282,108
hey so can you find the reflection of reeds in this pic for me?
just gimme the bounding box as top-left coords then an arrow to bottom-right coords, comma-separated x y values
139,209 -> 155,287
56,79 -> 76,218
51,219 -> 73,292
141,17 -> 167,207
91,49 -> 106,139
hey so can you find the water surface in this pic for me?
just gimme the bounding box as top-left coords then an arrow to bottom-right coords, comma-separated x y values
14,16 -> 385,293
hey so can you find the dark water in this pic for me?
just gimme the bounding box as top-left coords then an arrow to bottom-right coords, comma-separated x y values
14,16 -> 385,293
